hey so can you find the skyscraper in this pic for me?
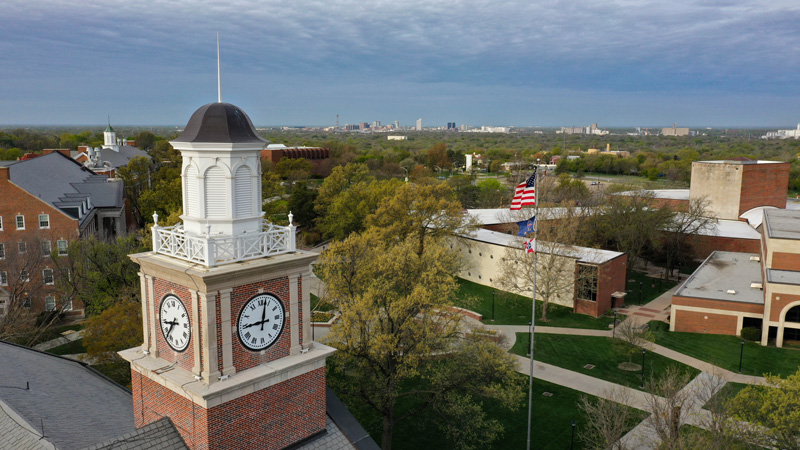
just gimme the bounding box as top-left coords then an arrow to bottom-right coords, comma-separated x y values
416,118 -> 422,131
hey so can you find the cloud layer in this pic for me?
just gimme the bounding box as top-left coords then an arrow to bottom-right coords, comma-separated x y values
2,0 -> 799,126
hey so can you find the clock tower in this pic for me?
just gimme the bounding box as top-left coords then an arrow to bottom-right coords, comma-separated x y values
119,102 -> 335,450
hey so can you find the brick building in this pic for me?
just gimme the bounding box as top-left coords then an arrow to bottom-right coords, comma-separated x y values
671,209 -> 800,347
0,151 -> 125,316
261,143 -> 331,176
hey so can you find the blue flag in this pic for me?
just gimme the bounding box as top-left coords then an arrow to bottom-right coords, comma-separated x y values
516,215 -> 536,237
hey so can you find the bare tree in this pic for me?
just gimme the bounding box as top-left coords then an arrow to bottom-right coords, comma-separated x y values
497,205 -> 594,321
0,236 -> 72,344
614,320 -> 655,363
578,388 -> 636,450
643,367 -> 692,450
661,197 -> 715,277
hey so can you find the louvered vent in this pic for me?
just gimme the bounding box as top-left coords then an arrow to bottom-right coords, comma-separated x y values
205,166 -> 226,218
234,165 -> 252,217
184,165 -> 198,216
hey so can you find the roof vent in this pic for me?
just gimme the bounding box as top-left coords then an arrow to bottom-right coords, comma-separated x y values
750,256 -> 761,262
727,289 -> 737,295
750,282 -> 763,289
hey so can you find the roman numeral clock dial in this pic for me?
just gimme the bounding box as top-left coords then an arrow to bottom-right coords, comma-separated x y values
237,293 -> 286,351
159,294 -> 191,352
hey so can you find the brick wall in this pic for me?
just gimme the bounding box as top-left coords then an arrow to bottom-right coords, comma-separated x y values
768,293 -> 800,322
771,252 -> 800,271
132,367 -> 326,450
739,163 -> 790,215
685,234 -> 760,261
673,309 -> 739,335
672,296 -> 764,314
574,254 -> 628,317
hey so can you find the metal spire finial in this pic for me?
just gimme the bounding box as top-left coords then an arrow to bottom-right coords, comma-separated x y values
217,32 -> 222,103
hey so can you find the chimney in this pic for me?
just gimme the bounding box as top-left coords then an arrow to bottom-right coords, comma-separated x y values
78,145 -> 89,154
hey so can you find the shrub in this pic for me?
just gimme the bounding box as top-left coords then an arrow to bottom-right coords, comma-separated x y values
740,326 -> 761,341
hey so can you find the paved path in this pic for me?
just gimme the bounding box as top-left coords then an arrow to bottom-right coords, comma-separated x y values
32,329 -> 83,351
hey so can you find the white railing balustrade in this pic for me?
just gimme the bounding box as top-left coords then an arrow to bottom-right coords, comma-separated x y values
151,216 -> 296,267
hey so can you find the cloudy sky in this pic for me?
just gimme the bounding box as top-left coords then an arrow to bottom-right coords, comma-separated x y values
2,0 -> 800,127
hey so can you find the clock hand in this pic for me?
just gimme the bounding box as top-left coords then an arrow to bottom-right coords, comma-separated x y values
260,302 -> 267,331
242,319 -> 269,329
163,319 -> 178,337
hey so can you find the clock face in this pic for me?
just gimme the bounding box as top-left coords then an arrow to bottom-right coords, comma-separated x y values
237,293 -> 285,351
160,294 -> 191,352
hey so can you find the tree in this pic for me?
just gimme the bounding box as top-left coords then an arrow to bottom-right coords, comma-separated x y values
317,229 -> 522,450
134,131 -> 156,151
728,369 -> 800,449
578,388 -> 637,450
613,320 -> 654,363
427,142 -> 450,169
589,191 -> 673,275
660,197 -> 714,277
314,163 -> 373,218
116,156 -> 154,227
0,236 -> 70,344
287,181 -> 318,229
642,367 -> 692,450
83,300 -> 142,363
368,183 -> 476,256
496,205 -> 590,322
315,178 -> 400,241
274,157 -> 313,184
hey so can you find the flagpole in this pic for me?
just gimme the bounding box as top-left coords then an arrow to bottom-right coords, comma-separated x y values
526,159 -> 540,450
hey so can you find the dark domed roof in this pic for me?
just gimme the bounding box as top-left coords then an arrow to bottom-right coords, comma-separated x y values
172,103 -> 269,145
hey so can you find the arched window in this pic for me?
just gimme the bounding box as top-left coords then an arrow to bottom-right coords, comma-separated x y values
786,305 -> 800,323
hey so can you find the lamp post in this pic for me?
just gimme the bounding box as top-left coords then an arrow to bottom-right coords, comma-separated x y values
491,290 -> 496,321
401,166 -> 408,183
638,281 -> 643,305
613,311 -> 618,338
640,349 -> 646,388
739,340 -> 745,373
570,420 -> 576,450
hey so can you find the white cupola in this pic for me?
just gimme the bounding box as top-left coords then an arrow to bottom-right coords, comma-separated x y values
170,102 -> 269,237
103,121 -> 119,152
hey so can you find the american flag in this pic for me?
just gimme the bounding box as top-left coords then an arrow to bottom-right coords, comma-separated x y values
510,168 -> 537,210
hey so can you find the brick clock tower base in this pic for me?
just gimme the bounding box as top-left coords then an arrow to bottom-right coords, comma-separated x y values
119,251 -> 335,450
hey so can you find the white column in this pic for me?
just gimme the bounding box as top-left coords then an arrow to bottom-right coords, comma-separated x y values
301,271 -> 312,349
200,291 -> 220,383
139,272 -> 149,352
289,274 -> 301,355
220,288 -> 235,376
146,276 -> 158,358
191,290 -> 201,375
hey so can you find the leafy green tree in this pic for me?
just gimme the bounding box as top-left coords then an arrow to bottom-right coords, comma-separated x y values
116,156 -> 154,227
316,179 -> 400,240
315,163 -> 373,218
134,131 -> 156,151
287,181 -> 318,229
318,229 -> 522,450
83,300 -> 143,363
728,369 -> 800,449
275,157 -> 313,184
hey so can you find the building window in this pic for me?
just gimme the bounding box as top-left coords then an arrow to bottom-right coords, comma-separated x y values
20,270 -> 29,282
0,272 -> 6,285
45,296 -> 56,311
38,214 -> 50,229
43,269 -> 54,285
63,299 -> 73,311
576,264 -> 599,302
57,240 -> 68,256
22,297 -> 31,309
0,216 -> 3,230
41,240 -> 51,256
0,243 -> 4,259
18,241 -> 26,254
16,215 -> 24,230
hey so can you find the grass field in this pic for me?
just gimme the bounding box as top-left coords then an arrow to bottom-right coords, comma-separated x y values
624,271 -> 679,306
511,333 -> 700,391
650,322 -> 800,377
453,278 -> 618,329
46,338 -> 86,355
330,370 -> 646,450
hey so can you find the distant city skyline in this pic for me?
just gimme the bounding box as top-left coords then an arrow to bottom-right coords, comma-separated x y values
2,1 -> 800,128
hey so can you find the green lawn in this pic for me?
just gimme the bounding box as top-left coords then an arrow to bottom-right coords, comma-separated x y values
650,322 -> 800,377
454,278 -> 617,329
704,382 -> 748,410
511,333 -> 700,391
624,271 -> 678,306
93,361 -> 132,389
310,293 -> 335,312
46,338 -> 86,355
330,370 -> 644,450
